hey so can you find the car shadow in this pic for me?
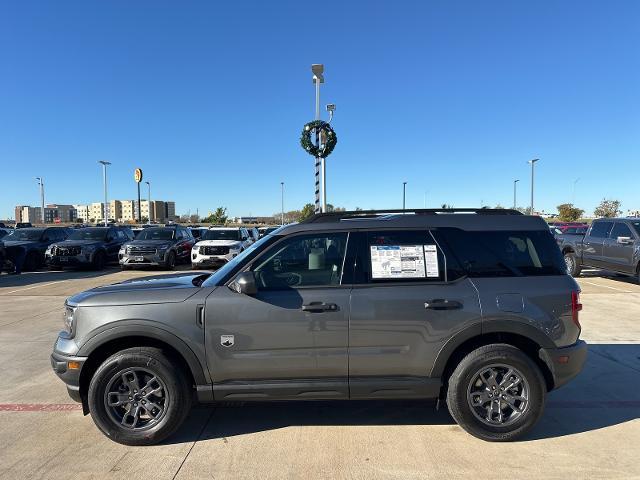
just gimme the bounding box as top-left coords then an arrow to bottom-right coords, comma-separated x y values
579,269 -> 639,285
165,343 -> 640,444
0,266 -> 121,288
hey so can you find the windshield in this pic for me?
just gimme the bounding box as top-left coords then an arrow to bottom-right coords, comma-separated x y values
202,234 -> 276,287
203,229 -> 241,241
68,228 -> 108,241
7,229 -> 44,241
135,228 -> 175,240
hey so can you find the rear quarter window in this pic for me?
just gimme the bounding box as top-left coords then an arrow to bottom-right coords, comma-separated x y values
435,228 -> 566,277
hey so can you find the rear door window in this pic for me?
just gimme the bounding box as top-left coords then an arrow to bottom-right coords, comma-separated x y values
436,228 -> 565,277
589,222 -> 613,238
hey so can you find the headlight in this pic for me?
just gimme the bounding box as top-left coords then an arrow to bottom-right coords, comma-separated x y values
63,303 -> 77,334
157,244 -> 171,251
119,245 -> 127,253
46,245 -> 54,254
192,245 -> 200,252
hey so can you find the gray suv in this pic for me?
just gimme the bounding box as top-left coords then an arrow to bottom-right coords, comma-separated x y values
51,209 -> 587,445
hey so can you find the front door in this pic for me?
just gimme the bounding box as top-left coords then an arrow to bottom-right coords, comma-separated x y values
204,231 -> 351,400
347,230 -> 482,399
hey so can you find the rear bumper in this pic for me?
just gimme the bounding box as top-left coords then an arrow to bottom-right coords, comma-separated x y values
539,339 -> 588,390
50,350 -> 87,403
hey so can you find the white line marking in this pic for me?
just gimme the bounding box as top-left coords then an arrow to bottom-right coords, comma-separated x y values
580,280 -> 633,292
1,280 -> 70,295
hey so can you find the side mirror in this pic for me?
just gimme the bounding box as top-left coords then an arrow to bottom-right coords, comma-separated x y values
230,271 -> 258,295
617,236 -> 633,245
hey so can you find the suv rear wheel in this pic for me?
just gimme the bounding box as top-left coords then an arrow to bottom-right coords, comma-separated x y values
87,347 -> 192,446
446,344 -> 546,442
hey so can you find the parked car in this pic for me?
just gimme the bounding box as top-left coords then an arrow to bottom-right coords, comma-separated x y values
0,227 -> 12,239
557,217 -> 640,281
119,226 -> 195,269
45,227 -> 134,270
0,240 -> 5,272
15,222 -> 33,229
550,222 -> 588,233
4,227 -> 70,271
188,226 -> 208,240
247,226 -> 260,243
191,227 -> 254,269
52,208 -> 586,445
258,226 -> 280,238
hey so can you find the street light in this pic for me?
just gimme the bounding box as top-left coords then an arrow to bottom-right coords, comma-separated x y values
145,181 -> 151,224
35,177 -> 45,224
403,182 -> 407,211
513,179 -> 520,209
280,182 -> 285,226
528,158 -> 539,215
98,161 -> 111,226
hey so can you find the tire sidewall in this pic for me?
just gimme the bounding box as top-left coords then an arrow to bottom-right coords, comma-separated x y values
166,251 -> 176,269
564,252 -> 576,276
447,346 -> 546,441
87,349 -> 190,445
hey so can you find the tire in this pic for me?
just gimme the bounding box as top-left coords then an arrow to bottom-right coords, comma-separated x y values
446,344 -> 546,442
87,347 -> 192,446
23,251 -> 39,271
92,251 -> 106,270
164,251 -> 176,270
564,252 -> 581,277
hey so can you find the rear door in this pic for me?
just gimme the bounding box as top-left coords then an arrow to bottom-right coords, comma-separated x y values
583,221 -> 613,267
603,222 -> 637,273
347,230 -> 482,399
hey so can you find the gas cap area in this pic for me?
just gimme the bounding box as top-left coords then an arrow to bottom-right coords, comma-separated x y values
496,294 -> 525,313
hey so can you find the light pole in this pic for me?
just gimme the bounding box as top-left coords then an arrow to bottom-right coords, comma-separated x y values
98,161 -> 111,226
35,177 -> 45,224
311,64 -> 324,214
403,182 -> 407,211
280,182 -> 285,225
572,178 -> 580,205
145,181 -> 151,224
528,158 -> 539,214
513,179 -> 520,209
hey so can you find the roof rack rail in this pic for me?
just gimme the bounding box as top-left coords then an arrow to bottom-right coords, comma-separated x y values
301,208 -> 523,223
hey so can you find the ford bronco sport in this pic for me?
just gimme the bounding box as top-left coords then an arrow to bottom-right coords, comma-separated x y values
51,209 -> 587,445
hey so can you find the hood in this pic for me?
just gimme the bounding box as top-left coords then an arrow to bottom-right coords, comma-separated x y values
196,239 -> 242,247
68,272 -> 209,307
55,240 -> 104,247
127,239 -> 174,246
4,240 -> 36,248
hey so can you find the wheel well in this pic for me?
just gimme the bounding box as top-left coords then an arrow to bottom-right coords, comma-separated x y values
79,336 -> 196,404
562,247 -> 574,255
439,332 -> 554,394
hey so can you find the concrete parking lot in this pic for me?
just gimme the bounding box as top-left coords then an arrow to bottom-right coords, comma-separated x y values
0,267 -> 639,479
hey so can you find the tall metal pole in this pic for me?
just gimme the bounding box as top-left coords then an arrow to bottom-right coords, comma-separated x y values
314,75 -> 322,214
513,179 -> 519,209
280,182 -> 284,225
145,181 -> 151,224
137,183 -> 142,223
99,161 -> 111,226
403,182 -> 407,210
528,159 -> 539,214
36,177 -> 45,224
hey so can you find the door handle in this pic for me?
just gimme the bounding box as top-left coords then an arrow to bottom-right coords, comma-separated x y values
302,302 -> 339,313
424,299 -> 463,310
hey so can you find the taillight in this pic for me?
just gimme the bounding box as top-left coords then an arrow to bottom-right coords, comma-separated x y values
571,290 -> 582,327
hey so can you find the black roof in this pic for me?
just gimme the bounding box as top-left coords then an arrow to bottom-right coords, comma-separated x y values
277,208 -> 548,235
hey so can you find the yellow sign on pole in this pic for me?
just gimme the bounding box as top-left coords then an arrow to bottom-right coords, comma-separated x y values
134,168 -> 143,183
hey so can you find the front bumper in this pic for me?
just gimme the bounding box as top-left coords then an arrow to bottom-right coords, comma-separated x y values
539,339 -> 588,390
191,252 -> 237,267
119,251 -> 168,267
50,350 -> 87,403
46,254 -> 93,267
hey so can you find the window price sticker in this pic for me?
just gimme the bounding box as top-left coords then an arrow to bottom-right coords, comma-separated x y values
423,244 -> 440,277
370,245 -> 426,279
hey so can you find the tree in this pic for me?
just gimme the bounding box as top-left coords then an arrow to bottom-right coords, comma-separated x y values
556,203 -> 584,222
594,199 -> 621,218
300,203 -> 315,221
441,203 -> 453,209
204,207 -> 228,224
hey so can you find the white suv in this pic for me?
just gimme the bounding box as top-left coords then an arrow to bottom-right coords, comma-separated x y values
191,227 -> 252,269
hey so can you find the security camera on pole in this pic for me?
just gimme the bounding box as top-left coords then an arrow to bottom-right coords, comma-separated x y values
300,64 -> 338,214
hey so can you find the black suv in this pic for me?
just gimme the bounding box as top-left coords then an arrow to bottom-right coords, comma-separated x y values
52,209 -> 586,445
119,226 -> 195,269
46,227 -> 134,270
4,227 -> 70,272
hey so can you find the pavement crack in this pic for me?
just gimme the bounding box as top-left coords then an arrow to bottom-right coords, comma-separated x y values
172,407 -> 216,480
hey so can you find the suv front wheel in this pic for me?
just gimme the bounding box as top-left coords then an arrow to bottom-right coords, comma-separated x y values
87,347 -> 192,446
446,344 -> 546,442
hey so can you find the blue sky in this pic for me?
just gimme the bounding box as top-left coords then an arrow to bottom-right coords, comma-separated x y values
1,0 -> 638,219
